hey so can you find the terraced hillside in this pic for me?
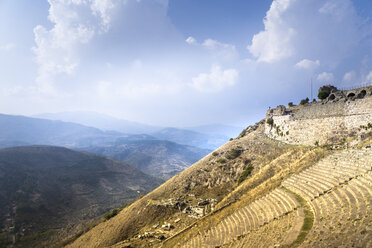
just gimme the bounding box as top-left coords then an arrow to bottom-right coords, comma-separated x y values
67,121 -> 372,248
168,148 -> 371,247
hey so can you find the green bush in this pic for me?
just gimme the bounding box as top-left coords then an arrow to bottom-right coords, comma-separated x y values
102,201 -> 133,221
238,163 -> 254,185
318,90 -> 330,100
212,151 -> 219,156
103,208 -> 120,221
225,149 -> 242,160
300,97 -> 309,105
266,118 -> 274,126
217,158 -> 227,164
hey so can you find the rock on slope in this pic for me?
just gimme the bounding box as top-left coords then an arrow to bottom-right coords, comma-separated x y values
0,146 -> 162,247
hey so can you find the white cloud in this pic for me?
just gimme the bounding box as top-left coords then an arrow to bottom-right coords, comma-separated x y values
248,0 -> 360,65
91,0 -> 115,31
32,0 -> 120,90
0,43 -> 15,51
202,39 -> 239,63
295,59 -> 320,69
318,0 -> 354,22
342,71 -> 356,83
185,36 -> 197,45
190,65 -> 239,93
366,71 -> 372,84
317,72 -> 334,82
248,0 -> 296,63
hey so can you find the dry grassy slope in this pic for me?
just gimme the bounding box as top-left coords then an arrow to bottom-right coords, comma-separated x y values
67,124 -> 306,247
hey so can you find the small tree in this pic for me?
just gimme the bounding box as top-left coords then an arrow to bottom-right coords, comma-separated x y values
318,90 -> 330,100
266,118 -> 274,126
300,97 -> 309,105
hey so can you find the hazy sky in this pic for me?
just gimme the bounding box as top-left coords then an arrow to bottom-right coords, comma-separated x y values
1,0 -> 372,127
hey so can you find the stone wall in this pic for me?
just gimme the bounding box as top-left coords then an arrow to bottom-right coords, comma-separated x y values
265,86 -> 372,145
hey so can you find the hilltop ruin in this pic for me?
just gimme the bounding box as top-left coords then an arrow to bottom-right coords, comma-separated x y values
265,85 -> 372,145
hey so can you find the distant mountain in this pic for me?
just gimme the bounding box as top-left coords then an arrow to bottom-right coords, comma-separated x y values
33,112 -> 241,150
33,111 -> 162,134
0,113 -> 209,180
0,146 -> 162,247
82,137 -> 211,179
0,113 -> 122,148
186,124 -> 243,138
151,127 -> 229,150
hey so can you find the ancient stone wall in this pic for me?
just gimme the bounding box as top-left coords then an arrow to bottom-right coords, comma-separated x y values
265,86 -> 372,145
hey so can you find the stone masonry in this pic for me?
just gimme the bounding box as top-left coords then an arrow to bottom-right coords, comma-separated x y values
265,86 -> 372,145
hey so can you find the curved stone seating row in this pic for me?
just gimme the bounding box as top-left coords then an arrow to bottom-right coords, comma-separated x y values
225,210 -> 299,248
180,149 -> 371,248
282,149 -> 372,201
303,175 -> 371,248
180,188 -> 299,247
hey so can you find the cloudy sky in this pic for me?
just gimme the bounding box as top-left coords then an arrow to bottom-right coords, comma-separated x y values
0,0 -> 372,127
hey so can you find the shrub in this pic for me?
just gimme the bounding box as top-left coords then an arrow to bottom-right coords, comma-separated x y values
229,138 -> 233,141
318,90 -> 330,100
102,201 -> 133,221
286,131 -> 289,135
225,149 -> 242,160
212,151 -> 219,156
103,208 -> 120,221
217,158 -> 226,164
266,118 -> 274,126
314,141 -> 319,146
300,97 -> 309,105
238,163 -> 253,185
275,126 -> 281,135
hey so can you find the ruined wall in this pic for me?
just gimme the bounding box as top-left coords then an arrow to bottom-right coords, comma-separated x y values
265,86 -> 372,145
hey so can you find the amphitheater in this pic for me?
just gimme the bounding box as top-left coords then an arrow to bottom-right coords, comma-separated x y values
176,148 -> 371,247
162,86 -> 372,248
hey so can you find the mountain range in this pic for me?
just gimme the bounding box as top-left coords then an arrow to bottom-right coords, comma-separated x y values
0,113 -> 211,178
33,111 -> 242,149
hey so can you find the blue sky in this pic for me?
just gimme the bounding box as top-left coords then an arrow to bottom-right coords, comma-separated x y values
0,0 -> 371,127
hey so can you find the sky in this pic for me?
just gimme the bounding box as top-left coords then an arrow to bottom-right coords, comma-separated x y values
0,0 -> 372,127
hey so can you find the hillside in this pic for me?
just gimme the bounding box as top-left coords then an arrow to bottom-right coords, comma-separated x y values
83,137 -> 211,179
0,146 -> 162,247
67,86 -> 372,248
